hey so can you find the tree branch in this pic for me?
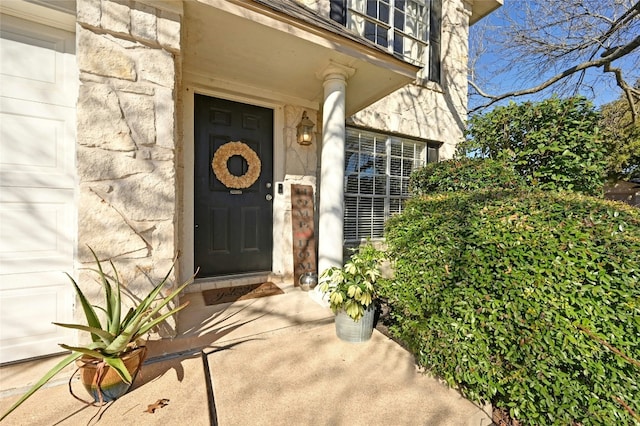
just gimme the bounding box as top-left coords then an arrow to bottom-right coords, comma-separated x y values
595,1 -> 640,51
604,62 -> 639,124
469,35 -> 640,117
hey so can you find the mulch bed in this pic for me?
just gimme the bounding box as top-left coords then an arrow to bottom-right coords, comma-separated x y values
492,407 -> 522,426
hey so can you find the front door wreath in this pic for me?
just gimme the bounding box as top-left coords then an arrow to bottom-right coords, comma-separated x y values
211,141 -> 262,189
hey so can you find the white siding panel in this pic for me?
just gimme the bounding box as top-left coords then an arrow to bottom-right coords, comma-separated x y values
0,14 -> 76,107
0,99 -> 75,188
0,13 -> 76,364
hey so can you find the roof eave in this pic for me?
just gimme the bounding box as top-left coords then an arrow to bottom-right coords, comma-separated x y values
469,0 -> 503,26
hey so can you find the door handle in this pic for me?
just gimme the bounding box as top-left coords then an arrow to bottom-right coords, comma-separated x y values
265,194 -> 273,201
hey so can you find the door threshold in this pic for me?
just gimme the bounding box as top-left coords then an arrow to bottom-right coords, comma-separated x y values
186,271 -> 278,293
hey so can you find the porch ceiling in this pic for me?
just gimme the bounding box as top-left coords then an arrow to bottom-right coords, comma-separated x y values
184,0 -> 419,115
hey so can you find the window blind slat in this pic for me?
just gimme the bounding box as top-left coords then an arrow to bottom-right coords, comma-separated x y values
344,127 -> 436,242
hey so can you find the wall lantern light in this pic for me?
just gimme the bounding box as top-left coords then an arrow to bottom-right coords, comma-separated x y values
296,111 -> 315,146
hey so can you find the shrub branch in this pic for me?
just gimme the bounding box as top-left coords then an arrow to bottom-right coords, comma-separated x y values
612,395 -> 640,421
577,325 -> 640,368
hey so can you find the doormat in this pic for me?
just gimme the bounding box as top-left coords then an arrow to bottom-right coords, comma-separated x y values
202,282 -> 284,306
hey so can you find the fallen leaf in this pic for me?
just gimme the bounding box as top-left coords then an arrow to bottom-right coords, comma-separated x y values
145,398 -> 170,414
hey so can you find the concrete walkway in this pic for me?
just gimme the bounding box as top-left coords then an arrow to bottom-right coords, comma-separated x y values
0,285 -> 492,425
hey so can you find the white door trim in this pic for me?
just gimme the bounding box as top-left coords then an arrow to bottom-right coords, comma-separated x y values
180,79 -> 287,288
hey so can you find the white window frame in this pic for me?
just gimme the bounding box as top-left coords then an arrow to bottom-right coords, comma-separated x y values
346,0 -> 430,66
344,127 -> 439,243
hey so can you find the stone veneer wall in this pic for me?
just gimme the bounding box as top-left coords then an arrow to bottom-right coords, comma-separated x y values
302,0 -> 471,159
276,106 -> 318,279
75,0 -> 182,334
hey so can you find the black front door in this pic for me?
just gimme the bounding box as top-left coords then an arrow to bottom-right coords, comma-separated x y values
194,95 -> 274,277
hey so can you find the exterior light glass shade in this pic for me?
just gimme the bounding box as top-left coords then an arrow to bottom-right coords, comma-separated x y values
296,111 -> 315,146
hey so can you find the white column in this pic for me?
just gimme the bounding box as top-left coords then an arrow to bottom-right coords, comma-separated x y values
318,63 -> 355,274
318,61 -> 355,268
311,63 -> 354,306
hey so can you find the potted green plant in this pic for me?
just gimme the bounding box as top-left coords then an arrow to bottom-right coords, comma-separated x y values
319,243 -> 383,342
0,248 -> 196,421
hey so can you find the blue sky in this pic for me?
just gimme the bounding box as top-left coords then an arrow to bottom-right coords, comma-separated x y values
468,1 -> 640,112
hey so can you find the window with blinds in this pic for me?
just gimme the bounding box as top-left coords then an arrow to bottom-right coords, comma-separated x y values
344,127 -> 439,242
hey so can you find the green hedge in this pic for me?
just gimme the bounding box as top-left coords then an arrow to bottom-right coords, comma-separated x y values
380,190 -> 640,425
409,158 -> 525,195
459,96 -> 607,196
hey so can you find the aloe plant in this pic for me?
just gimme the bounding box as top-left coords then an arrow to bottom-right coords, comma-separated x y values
0,248 -> 196,421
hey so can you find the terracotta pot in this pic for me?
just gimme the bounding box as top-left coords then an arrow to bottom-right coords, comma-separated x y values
76,346 -> 147,403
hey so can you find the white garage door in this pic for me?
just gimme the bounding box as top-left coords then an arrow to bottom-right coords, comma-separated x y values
0,13 -> 77,364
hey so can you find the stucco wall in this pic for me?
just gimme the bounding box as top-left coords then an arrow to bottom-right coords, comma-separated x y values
302,0 -> 471,159
75,0 -> 182,334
